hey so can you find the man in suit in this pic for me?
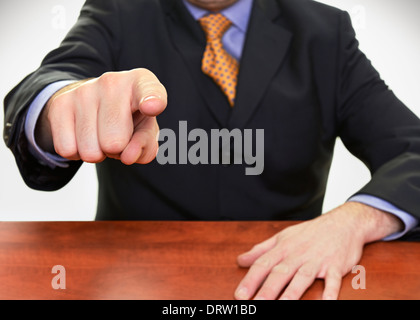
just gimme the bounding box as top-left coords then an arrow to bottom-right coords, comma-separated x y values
3,0 -> 420,300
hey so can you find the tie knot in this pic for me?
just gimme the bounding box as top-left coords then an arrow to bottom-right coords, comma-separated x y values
199,13 -> 232,41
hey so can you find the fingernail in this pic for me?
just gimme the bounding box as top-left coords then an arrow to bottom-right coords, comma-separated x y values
140,95 -> 159,104
235,287 -> 248,300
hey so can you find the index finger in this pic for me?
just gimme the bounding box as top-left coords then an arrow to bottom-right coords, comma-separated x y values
235,248 -> 284,300
131,68 -> 167,116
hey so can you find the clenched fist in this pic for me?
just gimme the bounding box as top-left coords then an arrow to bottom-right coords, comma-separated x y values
36,68 -> 167,165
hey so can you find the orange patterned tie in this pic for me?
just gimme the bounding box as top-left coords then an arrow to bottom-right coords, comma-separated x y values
199,13 -> 239,107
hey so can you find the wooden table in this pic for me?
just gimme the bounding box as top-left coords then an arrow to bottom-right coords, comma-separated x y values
0,221 -> 419,300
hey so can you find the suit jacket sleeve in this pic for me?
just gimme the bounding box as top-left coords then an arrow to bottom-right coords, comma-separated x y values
335,12 -> 420,235
3,0 -> 120,191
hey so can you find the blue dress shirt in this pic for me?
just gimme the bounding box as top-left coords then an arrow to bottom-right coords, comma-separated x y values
25,0 -> 418,239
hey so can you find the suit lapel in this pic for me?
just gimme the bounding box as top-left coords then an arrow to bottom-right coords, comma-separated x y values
229,0 -> 293,129
162,0 -> 231,127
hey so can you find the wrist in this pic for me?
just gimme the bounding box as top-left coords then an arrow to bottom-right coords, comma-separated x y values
324,202 -> 404,244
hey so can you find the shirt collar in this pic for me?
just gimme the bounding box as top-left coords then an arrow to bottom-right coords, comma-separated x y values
182,0 -> 253,33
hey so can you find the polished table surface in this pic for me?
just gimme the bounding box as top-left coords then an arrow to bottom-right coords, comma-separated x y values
0,221 -> 419,300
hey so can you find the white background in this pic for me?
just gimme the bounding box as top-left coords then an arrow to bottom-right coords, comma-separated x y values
0,0 -> 419,221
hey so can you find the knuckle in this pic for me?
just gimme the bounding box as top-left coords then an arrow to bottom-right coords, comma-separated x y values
99,121 -> 132,155
54,143 -> 76,160
254,257 -> 272,269
98,71 -> 117,86
101,139 -> 127,155
251,243 -> 264,252
296,266 -> 315,279
78,143 -> 104,163
97,72 -> 124,94
272,264 -> 290,275
79,150 -> 105,163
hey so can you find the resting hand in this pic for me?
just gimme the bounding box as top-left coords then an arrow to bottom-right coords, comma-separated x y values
235,202 -> 403,300
36,68 -> 167,165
